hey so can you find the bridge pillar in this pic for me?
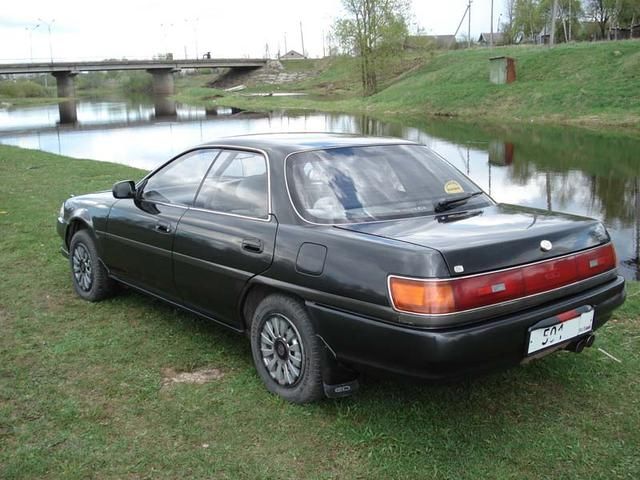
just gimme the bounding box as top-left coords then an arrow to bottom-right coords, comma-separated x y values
148,69 -> 176,95
153,96 -> 177,119
52,71 -> 77,98
58,99 -> 78,124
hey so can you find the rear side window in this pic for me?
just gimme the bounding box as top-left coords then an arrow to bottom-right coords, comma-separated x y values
194,150 -> 269,219
142,149 -> 219,206
286,145 -> 484,224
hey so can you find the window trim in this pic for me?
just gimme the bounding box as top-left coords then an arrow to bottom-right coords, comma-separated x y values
138,145 -> 272,222
283,143 -> 493,226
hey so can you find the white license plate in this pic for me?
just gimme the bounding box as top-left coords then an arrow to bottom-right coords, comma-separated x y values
527,308 -> 594,355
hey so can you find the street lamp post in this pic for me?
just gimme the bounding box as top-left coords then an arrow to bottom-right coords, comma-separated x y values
184,18 -> 199,59
160,23 -> 175,58
37,18 -> 55,63
25,24 -> 40,62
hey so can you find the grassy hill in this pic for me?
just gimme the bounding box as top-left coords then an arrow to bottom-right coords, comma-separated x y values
176,40 -> 640,130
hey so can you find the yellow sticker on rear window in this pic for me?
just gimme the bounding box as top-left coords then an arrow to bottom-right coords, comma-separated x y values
444,180 -> 464,194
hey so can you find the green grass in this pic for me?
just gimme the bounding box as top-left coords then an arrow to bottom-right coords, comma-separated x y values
175,40 -> 640,130
1,144 -> 639,479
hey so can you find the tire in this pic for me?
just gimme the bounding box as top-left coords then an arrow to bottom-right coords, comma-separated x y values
69,229 -> 116,302
250,294 -> 324,404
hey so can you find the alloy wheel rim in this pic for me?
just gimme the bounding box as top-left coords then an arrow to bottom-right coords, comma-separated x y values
259,314 -> 304,387
72,243 -> 93,292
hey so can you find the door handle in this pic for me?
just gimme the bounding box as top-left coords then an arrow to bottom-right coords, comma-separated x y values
242,238 -> 263,254
154,221 -> 172,233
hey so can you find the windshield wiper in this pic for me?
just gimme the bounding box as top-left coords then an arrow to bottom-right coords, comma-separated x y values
434,191 -> 484,213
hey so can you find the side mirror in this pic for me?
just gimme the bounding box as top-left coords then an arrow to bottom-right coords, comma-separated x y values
112,180 -> 136,199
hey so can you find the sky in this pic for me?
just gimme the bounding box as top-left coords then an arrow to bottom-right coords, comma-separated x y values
1,0 -> 505,62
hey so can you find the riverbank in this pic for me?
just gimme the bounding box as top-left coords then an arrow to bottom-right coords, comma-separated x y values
175,40 -> 640,131
3,40 -> 638,131
1,144 -> 639,478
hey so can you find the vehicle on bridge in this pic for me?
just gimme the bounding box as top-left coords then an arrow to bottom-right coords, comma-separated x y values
56,133 -> 626,403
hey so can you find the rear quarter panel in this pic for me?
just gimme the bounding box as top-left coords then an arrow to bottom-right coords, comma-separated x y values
259,224 -> 449,322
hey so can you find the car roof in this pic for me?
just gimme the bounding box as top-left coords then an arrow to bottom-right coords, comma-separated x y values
199,132 -> 418,154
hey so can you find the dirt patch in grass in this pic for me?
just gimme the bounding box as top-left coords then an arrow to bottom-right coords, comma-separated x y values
160,367 -> 225,389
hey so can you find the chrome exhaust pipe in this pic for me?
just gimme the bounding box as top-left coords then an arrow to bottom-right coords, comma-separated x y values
566,334 -> 596,353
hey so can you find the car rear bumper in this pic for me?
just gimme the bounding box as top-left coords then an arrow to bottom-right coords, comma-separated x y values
307,275 -> 626,380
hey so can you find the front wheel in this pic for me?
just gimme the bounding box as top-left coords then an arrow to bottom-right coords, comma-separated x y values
69,229 -> 116,302
250,294 -> 324,404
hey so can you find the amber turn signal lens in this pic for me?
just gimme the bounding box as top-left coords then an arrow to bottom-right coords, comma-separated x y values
389,277 -> 456,314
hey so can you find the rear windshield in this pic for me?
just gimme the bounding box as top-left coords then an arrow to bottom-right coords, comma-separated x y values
286,144 -> 487,224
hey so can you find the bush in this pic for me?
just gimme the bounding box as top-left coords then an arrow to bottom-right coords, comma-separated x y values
122,72 -> 153,94
0,79 -> 49,98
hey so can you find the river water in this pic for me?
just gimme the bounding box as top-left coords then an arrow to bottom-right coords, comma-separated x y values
1,97 -> 638,280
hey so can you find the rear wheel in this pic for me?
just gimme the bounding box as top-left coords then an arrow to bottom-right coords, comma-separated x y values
250,294 -> 324,404
69,229 -> 116,302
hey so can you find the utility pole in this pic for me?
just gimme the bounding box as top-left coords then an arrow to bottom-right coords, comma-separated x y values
490,0 -> 494,46
467,0 -> 472,48
322,29 -> 325,57
300,21 -> 305,57
453,3 -> 470,42
284,33 -> 287,53
549,0 -> 559,46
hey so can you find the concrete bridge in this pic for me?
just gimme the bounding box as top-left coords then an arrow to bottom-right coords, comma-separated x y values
0,58 -> 267,97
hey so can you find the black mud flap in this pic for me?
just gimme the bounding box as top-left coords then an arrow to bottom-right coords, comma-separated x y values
320,339 -> 359,399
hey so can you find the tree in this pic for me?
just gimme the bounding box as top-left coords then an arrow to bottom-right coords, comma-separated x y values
334,0 -> 409,96
539,0 -> 582,42
616,0 -> 640,29
556,0 -> 582,42
513,0 -> 545,40
585,0 -> 615,38
501,0 -> 517,43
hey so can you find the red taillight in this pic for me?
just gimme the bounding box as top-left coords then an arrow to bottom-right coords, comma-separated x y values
453,269 -> 524,311
522,256 -> 578,295
389,243 -> 617,315
576,244 -> 617,277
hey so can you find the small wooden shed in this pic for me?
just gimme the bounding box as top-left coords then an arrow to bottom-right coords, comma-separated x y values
489,56 -> 516,84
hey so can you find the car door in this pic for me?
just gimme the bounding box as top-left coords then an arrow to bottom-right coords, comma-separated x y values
102,148 -> 220,300
173,149 -> 277,328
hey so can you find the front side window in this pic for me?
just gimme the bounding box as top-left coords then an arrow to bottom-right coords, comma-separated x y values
286,145 -> 487,224
142,149 -> 220,205
194,150 -> 269,219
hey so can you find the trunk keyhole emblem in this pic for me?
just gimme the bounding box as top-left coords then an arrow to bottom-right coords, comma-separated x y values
540,240 -> 553,252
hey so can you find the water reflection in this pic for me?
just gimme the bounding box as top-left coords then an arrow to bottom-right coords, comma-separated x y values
0,99 -> 637,280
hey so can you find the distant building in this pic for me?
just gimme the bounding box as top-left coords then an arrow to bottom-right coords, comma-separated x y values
608,24 -> 640,40
279,50 -> 306,60
478,32 -> 505,45
404,35 -> 456,50
536,31 -> 551,44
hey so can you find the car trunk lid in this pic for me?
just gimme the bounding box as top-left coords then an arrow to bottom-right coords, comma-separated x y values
335,204 -> 609,277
